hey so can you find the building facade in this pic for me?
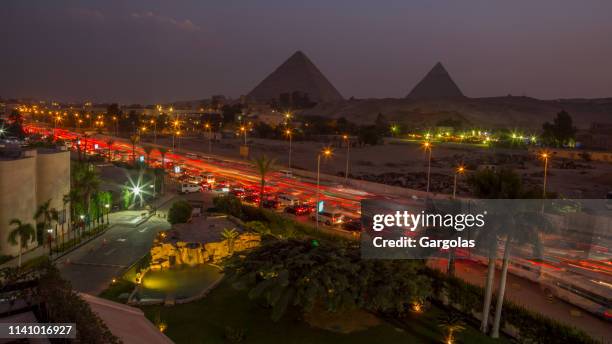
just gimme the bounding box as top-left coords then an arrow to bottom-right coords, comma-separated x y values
0,146 -> 70,256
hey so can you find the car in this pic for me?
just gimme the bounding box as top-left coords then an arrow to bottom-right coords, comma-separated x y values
285,204 -> 312,216
262,199 -> 280,209
230,188 -> 246,199
180,183 -> 201,194
311,210 -> 344,226
201,172 -> 215,184
243,194 -> 260,205
278,194 -> 300,207
342,218 -> 362,232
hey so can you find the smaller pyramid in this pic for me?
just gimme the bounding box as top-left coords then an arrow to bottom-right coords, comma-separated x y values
247,51 -> 344,103
406,62 -> 464,99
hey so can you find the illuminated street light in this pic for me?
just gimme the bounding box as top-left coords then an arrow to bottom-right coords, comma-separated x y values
204,123 -> 212,153
422,141 -> 433,194
316,147 -> 333,231
453,165 -> 465,199
342,134 -> 350,183
285,128 -> 292,169
240,126 -> 247,145
541,152 -> 550,198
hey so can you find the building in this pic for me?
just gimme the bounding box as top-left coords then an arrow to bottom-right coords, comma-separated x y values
0,144 -> 70,256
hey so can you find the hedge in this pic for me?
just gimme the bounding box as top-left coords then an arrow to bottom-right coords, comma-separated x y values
424,268 -> 599,344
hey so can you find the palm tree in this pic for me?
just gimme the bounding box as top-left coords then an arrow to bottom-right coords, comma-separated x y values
253,155 -> 276,207
221,228 -> 240,254
72,162 -> 101,232
467,168 -> 522,334
105,139 -> 115,161
61,193 -> 71,246
142,145 -> 155,168
490,206 -> 551,338
158,147 -> 168,195
34,199 -> 54,232
438,312 -> 466,344
8,219 -> 35,268
129,134 -> 140,164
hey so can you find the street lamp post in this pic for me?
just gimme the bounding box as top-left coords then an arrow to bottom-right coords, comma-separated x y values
343,134 -> 350,183
453,165 -> 465,199
205,123 -> 212,153
541,152 -> 549,198
240,126 -> 247,145
316,148 -> 332,231
105,204 -> 110,224
151,119 -> 157,144
423,141 -> 433,194
112,116 -> 118,136
285,129 -> 292,169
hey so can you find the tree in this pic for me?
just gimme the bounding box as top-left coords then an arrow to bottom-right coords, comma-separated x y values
157,147 -> 168,195
542,110 -> 577,147
225,239 -> 431,321
438,312 -> 466,344
253,155 -> 276,208
221,228 -> 240,254
105,139 -> 115,161
467,168 -> 522,333
167,200 -> 193,224
8,219 -> 35,267
467,168 -> 548,337
129,134 -> 140,164
490,205 -> 552,338
34,199 -> 54,233
142,145 -> 155,168
34,199 -> 57,249
6,110 -> 26,139
72,162 -> 101,230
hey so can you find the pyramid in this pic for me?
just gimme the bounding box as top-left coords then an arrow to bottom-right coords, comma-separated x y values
247,51 -> 344,103
406,62 -> 464,99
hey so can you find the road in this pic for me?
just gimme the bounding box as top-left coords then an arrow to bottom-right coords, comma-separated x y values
57,212 -> 170,295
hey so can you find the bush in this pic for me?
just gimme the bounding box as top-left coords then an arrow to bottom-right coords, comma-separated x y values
38,264 -> 120,343
167,200 -> 193,224
423,268 -> 598,344
224,326 -> 246,343
213,195 -> 243,218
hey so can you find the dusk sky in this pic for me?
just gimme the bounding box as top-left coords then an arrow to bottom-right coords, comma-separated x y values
1,0 -> 611,104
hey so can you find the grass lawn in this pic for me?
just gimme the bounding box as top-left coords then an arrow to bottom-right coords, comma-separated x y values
142,279 -> 509,344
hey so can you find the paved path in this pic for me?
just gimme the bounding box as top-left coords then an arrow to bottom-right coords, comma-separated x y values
57,195 -> 177,294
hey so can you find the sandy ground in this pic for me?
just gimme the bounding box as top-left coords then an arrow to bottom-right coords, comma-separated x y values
144,134 -> 612,199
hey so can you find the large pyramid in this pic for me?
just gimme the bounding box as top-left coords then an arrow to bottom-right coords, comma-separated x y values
247,51 -> 344,103
406,62 -> 464,99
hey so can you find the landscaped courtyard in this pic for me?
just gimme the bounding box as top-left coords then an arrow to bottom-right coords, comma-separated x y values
142,279 -> 508,344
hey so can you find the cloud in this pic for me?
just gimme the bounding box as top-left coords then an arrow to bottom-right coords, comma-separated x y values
67,8 -> 105,22
131,11 -> 201,32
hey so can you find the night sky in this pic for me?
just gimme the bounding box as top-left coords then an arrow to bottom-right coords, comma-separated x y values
1,0 -> 611,104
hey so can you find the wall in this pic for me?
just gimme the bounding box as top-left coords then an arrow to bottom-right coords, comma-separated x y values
0,148 -> 71,256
